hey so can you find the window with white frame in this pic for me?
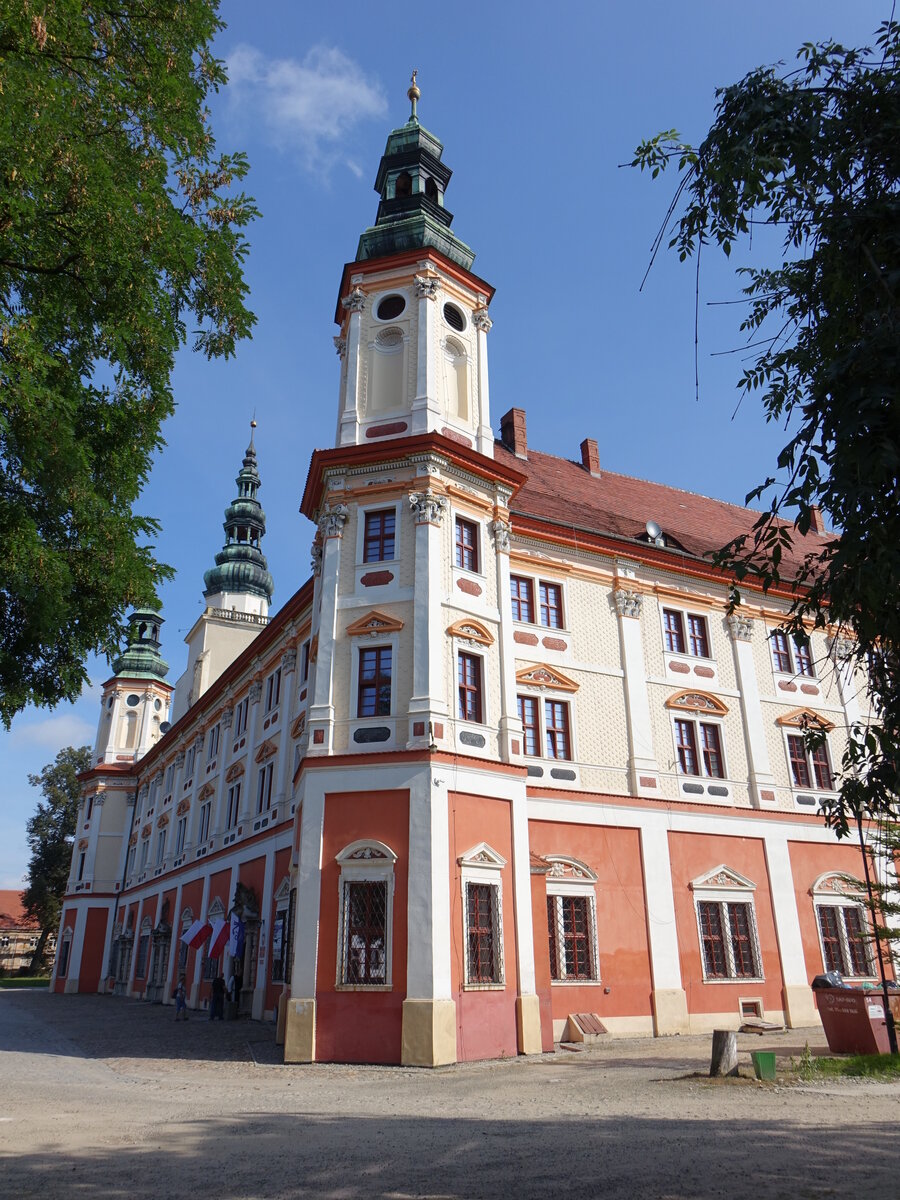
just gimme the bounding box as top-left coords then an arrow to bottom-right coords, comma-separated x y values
264,667 -> 281,713
545,857 -> 600,982
770,629 -> 815,677
207,723 -> 220,762
510,575 -> 566,629
155,829 -> 166,866
690,866 -> 763,981
234,696 -> 249,738
225,781 -> 241,829
786,732 -> 834,791
256,761 -> 274,814
665,692 -> 729,780
454,516 -> 480,573
335,840 -> 397,988
198,800 -> 211,844
357,646 -> 392,717
662,607 -> 711,658
812,873 -> 874,978
301,640 -> 310,683
57,931 -> 72,977
139,838 -> 149,870
458,651 -> 483,723
126,844 -> 136,876
164,763 -> 175,794
517,695 -> 573,760
185,745 -> 196,781
174,816 -> 187,855
459,843 -> 506,987
362,508 -> 396,563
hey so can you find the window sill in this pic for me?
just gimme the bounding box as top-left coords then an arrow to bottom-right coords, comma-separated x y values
701,976 -> 765,985
550,978 -> 603,986
462,982 -> 505,992
334,983 -> 393,992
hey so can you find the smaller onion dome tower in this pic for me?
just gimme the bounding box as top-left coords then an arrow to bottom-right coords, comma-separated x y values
94,608 -> 172,765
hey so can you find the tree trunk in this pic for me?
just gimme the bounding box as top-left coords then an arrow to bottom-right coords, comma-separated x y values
709,1029 -> 739,1077
28,927 -> 50,975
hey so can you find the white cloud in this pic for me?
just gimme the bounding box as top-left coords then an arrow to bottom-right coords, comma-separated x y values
225,44 -> 387,173
8,713 -> 95,751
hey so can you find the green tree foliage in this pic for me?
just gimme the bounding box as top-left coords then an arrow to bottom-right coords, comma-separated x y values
0,2 -> 258,726
633,22 -> 900,837
22,744 -> 91,971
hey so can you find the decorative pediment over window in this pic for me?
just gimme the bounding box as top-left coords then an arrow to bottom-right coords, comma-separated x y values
255,738 -> 278,764
226,761 -> 245,782
181,908 -> 193,927
208,896 -> 226,919
176,798 -> 190,816
346,609 -> 404,638
274,875 -> 291,903
291,713 -> 306,739
811,871 -> 865,898
666,690 -> 729,715
198,783 -> 215,801
515,664 -> 579,694
140,915 -> 152,932
458,841 -> 507,870
156,814 -> 169,828
336,838 -> 398,864
446,618 -> 494,647
690,864 -> 756,892
545,855 -> 598,884
776,708 -> 835,732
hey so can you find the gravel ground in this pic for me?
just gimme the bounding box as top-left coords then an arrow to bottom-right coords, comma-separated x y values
2,989 -> 898,1199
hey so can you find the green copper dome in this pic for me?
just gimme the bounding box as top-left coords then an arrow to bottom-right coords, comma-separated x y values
356,79 -> 475,269
203,423 -> 275,603
112,607 -> 169,680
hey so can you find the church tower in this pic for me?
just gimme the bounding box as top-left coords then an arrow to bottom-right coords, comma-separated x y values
170,423 -> 275,721
94,608 -> 172,765
334,74 -> 495,456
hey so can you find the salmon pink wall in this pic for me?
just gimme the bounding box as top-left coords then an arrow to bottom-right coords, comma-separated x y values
265,846 -> 292,1012
529,821 -> 653,1022
316,789 -> 409,1064
787,840 -> 889,982
236,856 -> 265,996
78,908 -> 109,993
54,907 -> 78,992
668,832 -> 782,1016
449,791 -> 518,1062
529,872 -> 555,1051
178,878 -> 204,986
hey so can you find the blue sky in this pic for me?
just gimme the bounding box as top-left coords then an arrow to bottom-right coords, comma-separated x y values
1,0 -> 889,887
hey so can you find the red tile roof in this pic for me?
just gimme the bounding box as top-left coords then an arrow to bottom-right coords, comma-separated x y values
495,442 -> 826,577
0,891 -> 38,930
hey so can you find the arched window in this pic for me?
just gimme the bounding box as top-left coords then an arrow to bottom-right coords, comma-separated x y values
443,337 -> 469,422
366,327 -> 405,415
395,171 -> 412,198
424,176 -> 438,202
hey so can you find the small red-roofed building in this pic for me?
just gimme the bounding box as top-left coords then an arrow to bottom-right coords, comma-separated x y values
0,892 -> 51,975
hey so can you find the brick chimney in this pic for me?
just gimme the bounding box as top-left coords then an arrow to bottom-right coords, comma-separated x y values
500,408 -> 527,459
580,437 -> 601,477
809,505 -> 826,534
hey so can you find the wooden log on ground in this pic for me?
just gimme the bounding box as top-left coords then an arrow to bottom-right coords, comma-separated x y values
709,1029 -> 739,1077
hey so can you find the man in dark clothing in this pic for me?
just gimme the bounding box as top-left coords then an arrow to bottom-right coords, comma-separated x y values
209,974 -> 226,1020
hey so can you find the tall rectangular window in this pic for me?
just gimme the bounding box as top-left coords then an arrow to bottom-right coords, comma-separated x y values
465,882 -> 501,984
787,733 -> 833,791
517,695 -> 539,756
810,743 -> 834,791
234,697 -> 249,737
175,816 -> 187,855
357,646 -> 392,717
676,719 -> 725,778
771,631 -> 793,673
544,700 -> 571,760
455,518 -> 479,572
510,575 -> 534,623
539,582 -> 563,629
207,723 -> 220,762
458,653 -> 482,723
817,904 -> 872,977
787,734 -> 811,787
184,745 -> 196,782
700,724 -> 724,778
301,641 -> 310,682
687,614 -> 709,658
164,763 -> 175,793
794,637 -> 814,677
363,509 -> 396,563
675,719 -> 699,775
225,783 -> 241,830
698,900 -> 760,979
139,840 -> 149,870
547,894 -> 597,981
77,852 -> 86,882
256,762 -> 274,814
265,668 -> 281,713
341,880 -> 387,985
155,831 -> 166,866
663,609 -> 686,654
198,801 -> 211,844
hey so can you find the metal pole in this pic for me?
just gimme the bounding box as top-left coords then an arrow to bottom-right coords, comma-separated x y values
856,809 -> 898,1055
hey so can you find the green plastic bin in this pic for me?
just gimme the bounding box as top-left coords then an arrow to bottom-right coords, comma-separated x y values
751,1050 -> 777,1081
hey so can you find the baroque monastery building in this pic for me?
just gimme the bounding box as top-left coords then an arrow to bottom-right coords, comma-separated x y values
54,84 -> 887,1065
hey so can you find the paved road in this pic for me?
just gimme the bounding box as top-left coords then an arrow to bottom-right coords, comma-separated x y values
2,989 -> 898,1199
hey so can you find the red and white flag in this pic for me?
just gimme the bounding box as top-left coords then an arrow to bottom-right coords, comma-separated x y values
181,919 -> 211,949
208,917 -> 228,958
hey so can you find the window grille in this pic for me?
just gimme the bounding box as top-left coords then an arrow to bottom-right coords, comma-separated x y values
547,893 -> 598,981
697,900 -> 761,979
816,903 -> 873,977
465,882 -> 502,984
340,880 -> 387,985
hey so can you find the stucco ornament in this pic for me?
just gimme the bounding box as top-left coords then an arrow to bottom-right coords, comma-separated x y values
221,706 -> 234,731
310,540 -> 323,577
341,286 -> 366,313
281,648 -> 297,673
248,680 -> 263,705
829,635 -> 855,662
490,519 -> 511,552
318,504 -> 349,539
613,587 -> 643,619
726,613 -> 754,642
413,274 -> 441,301
409,489 -> 446,525
473,307 -> 493,333
333,334 -> 347,357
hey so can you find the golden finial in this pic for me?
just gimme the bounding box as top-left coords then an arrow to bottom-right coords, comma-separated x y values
408,69 -> 420,119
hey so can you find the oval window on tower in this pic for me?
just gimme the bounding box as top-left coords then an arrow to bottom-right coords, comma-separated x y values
443,303 -> 465,332
126,694 -> 140,707
376,294 -> 406,321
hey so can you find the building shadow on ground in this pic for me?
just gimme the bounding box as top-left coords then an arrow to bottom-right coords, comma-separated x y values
5,1111 -> 898,1199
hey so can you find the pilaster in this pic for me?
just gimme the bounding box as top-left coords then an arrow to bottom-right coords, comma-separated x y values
307,504 -> 348,754
472,306 -> 493,456
273,648 -> 297,808
252,844 -> 276,1019
491,515 -> 523,762
763,835 -> 819,1027
410,271 -> 441,434
639,824 -> 689,1034
406,481 -> 449,747
727,614 -> 778,808
338,288 -> 365,446
189,873 -> 211,1009
613,579 -> 661,796
283,778 -> 326,1062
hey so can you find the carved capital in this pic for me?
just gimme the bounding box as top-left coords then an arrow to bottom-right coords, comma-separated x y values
473,307 -> 493,333
310,540 -> 323,576
174,751 -> 185,768
248,680 -> 262,705
281,648 -> 297,673
726,613 -> 754,642
333,334 -> 346,357
413,274 -> 441,301
408,489 -> 446,525
318,504 -> 349,540
613,588 -> 643,619
830,636 -> 855,662
221,707 -> 234,731
341,286 -> 366,314
491,519 -> 511,552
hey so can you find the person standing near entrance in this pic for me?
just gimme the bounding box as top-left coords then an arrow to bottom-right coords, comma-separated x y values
173,976 -> 187,1021
209,974 -> 226,1020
